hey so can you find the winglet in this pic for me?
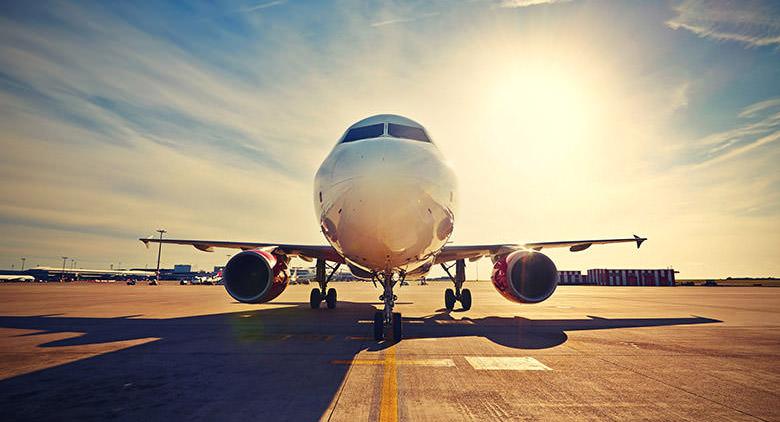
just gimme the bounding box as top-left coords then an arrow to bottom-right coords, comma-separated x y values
634,234 -> 647,249
139,237 -> 151,249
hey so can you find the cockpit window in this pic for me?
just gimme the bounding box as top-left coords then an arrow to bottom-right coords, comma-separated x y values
387,123 -> 430,142
341,123 -> 385,143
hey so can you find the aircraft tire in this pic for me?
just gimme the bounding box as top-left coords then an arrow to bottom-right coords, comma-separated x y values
310,288 -> 322,309
444,288 -> 456,311
391,312 -> 403,342
373,311 -> 384,341
326,288 -> 337,309
460,288 -> 472,311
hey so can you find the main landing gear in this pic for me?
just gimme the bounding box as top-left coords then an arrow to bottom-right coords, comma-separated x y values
373,272 -> 404,342
310,259 -> 341,309
441,259 -> 471,311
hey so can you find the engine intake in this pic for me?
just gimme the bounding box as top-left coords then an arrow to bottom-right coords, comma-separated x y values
491,250 -> 558,303
223,250 -> 288,304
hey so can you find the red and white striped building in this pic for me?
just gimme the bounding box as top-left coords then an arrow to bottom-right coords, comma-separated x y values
586,269 -> 675,286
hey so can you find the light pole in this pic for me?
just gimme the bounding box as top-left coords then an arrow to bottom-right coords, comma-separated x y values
151,229 -> 166,285
20,257 -> 26,271
60,256 -> 68,282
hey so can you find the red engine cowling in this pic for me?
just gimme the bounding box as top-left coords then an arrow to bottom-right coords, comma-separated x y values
223,250 -> 288,304
491,250 -> 559,303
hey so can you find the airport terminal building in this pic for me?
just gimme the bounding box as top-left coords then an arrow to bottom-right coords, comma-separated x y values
559,269 -> 676,286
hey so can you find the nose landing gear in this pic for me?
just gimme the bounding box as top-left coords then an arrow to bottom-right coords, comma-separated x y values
373,272 -> 404,342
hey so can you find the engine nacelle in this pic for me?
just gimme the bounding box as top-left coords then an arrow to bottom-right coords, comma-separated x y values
491,250 -> 558,303
223,250 -> 288,304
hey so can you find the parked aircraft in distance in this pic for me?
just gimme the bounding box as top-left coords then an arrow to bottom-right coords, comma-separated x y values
141,114 -> 645,341
0,275 -> 35,282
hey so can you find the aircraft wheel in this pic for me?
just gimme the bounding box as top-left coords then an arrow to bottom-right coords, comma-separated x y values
460,288 -> 472,311
326,288 -> 337,309
310,288 -> 322,309
444,288 -> 456,311
391,312 -> 403,342
373,311 -> 384,341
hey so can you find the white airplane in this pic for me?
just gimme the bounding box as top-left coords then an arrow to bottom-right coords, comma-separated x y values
0,274 -> 35,282
141,114 -> 645,341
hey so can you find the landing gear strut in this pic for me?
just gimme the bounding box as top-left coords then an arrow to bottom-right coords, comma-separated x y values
310,259 -> 341,309
441,259 -> 472,311
373,272 -> 403,342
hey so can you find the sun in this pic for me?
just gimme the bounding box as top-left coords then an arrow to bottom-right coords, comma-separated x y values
488,65 -> 593,156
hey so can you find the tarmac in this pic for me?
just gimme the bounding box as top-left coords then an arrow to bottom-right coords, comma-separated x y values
0,281 -> 777,421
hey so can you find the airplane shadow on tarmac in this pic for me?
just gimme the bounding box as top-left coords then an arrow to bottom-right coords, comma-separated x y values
0,302 -> 720,421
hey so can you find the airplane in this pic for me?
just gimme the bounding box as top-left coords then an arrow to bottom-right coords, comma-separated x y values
0,274 -> 35,282
30,267 -> 155,280
140,114 -> 646,342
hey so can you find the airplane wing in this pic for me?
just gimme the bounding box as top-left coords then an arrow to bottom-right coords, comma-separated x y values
139,238 -> 344,263
435,235 -> 646,264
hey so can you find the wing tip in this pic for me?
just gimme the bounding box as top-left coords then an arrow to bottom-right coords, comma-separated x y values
634,234 -> 647,249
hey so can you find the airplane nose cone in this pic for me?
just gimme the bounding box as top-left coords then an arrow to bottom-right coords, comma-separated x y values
322,176 -> 452,271
317,138 -> 456,272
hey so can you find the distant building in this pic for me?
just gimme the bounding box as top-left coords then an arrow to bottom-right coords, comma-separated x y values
173,264 -> 192,274
290,266 -> 314,281
558,271 -> 585,285
586,269 -> 675,286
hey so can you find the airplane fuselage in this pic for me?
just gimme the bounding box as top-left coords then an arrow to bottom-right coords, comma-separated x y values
314,115 -> 456,276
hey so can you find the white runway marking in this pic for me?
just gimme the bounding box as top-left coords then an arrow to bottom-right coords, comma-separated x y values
465,356 -> 552,371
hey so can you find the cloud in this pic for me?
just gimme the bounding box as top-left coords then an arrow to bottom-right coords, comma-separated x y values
0,2 -> 360,268
739,98 -> 780,118
498,0 -> 572,7
0,1 -> 777,278
666,0 -> 780,47
237,0 -> 286,13
370,12 -> 439,27
686,97 -> 780,166
670,81 -> 690,112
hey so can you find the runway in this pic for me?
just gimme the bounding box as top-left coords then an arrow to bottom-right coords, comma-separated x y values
0,282 -> 777,421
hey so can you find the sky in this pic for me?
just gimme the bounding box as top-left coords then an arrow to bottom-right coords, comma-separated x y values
0,0 -> 778,278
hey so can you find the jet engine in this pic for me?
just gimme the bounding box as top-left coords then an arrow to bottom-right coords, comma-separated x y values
223,250 -> 288,304
491,250 -> 558,303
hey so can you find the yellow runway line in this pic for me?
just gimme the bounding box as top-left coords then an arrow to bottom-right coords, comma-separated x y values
330,359 -> 454,366
379,346 -> 397,422
434,319 -> 474,325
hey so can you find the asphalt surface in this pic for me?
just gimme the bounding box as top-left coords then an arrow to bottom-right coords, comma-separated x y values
0,282 -> 777,421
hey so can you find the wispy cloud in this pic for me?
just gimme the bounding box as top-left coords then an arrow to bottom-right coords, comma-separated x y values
498,0 -> 572,8
370,12 -> 439,27
739,98 -> 780,118
237,0 -> 286,13
689,97 -> 780,166
670,81 -> 690,112
666,0 -> 780,47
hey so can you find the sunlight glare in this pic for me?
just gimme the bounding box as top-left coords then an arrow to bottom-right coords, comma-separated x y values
488,64 -> 593,159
